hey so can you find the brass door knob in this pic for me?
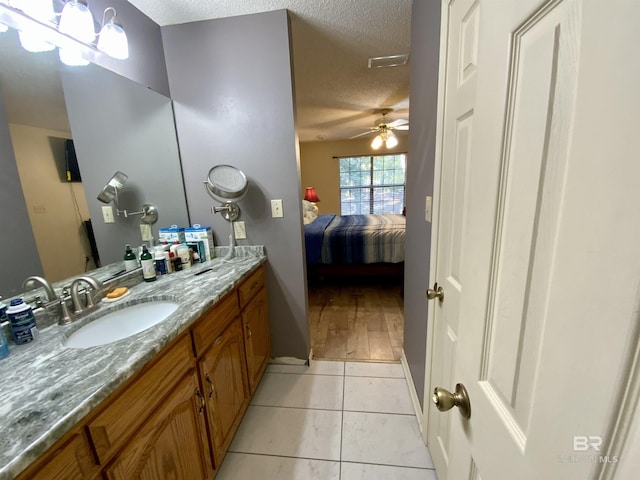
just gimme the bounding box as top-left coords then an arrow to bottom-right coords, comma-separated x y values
432,383 -> 471,419
427,283 -> 444,301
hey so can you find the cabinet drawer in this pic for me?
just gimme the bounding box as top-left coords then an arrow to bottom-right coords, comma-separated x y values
87,335 -> 193,464
238,266 -> 265,309
192,291 -> 239,357
18,431 -> 98,480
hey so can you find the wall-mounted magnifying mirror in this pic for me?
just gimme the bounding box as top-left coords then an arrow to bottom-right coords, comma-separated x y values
204,164 -> 248,221
98,170 -> 158,224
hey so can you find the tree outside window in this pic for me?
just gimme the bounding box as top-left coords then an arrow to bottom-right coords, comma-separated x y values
339,154 -> 406,215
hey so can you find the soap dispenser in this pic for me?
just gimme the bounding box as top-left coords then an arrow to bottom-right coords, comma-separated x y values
140,246 -> 156,282
124,244 -> 138,271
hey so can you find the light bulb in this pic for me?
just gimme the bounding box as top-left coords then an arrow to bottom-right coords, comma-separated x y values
17,0 -> 55,52
59,47 -> 89,66
386,132 -> 398,148
98,21 -> 128,59
371,135 -> 383,150
59,0 -> 95,43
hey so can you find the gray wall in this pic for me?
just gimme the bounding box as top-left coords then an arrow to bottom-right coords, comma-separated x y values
403,0 -> 442,408
88,0 -> 170,96
0,92 -> 43,297
61,65 -> 189,265
162,10 -> 309,359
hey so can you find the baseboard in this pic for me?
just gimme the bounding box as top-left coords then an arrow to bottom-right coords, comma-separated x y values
269,356 -> 308,366
401,350 -> 424,436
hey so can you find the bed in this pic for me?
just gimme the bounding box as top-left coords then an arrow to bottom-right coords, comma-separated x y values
304,213 -> 406,279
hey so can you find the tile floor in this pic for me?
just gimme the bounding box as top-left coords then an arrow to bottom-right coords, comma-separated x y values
217,360 -> 438,480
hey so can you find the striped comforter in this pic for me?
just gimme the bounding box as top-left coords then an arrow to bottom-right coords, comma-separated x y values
305,214 -> 406,265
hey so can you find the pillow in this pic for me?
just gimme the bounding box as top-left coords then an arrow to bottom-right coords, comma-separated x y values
302,199 -> 315,212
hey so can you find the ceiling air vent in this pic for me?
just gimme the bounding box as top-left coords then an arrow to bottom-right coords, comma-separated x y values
368,53 -> 410,69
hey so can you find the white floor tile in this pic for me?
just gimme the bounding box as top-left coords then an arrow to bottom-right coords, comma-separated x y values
345,361 -> 404,378
229,406 -> 342,460
267,360 -> 345,376
341,462 -> 437,480
252,373 -> 344,410
217,453 -> 340,480
344,376 -> 413,414
342,411 -> 433,469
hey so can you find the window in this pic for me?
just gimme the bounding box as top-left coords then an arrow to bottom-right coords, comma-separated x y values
339,154 -> 406,215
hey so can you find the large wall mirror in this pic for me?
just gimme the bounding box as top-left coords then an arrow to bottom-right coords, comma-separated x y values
0,26 -> 189,298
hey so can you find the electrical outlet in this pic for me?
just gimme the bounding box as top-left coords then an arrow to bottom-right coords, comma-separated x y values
102,205 -> 115,224
234,221 -> 247,240
271,199 -> 284,218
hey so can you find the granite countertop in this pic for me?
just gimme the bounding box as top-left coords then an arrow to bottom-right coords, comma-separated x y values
0,246 -> 266,480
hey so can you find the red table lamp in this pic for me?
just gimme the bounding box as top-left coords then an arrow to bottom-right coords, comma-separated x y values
304,187 -> 320,203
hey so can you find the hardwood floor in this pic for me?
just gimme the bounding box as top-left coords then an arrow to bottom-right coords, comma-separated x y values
308,280 -> 404,362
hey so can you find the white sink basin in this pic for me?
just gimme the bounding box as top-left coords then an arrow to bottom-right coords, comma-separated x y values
65,301 -> 180,349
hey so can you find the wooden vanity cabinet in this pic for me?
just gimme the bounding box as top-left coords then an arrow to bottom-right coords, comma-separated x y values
197,317 -> 250,467
16,265 -> 270,480
239,267 -> 270,394
105,369 -> 212,480
16,430 -> 99,480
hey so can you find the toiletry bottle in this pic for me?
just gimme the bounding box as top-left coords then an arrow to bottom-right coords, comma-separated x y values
0,326 -> 9,359
177,245 -> 191,270
154,246 -> 167,275
124,244 -> 138,271
170,251 -> 182,272
140,246 -> 156,282
7,298 -> 38,344
0,298 -> 9,358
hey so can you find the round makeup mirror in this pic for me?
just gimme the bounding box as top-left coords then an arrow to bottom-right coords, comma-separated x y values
204,165 -> 249,221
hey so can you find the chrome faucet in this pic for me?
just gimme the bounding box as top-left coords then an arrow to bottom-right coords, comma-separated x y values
22,276 -> 57,303
70,276 -> 106,315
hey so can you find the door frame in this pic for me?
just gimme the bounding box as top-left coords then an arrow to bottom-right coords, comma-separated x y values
420,2 -> 640,478
420,0 -> 451,444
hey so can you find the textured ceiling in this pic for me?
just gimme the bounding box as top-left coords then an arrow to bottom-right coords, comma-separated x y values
0,1 -> 412,142
127,0 -> 412,142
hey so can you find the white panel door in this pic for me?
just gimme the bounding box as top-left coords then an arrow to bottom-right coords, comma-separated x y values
427,0 -> 640,479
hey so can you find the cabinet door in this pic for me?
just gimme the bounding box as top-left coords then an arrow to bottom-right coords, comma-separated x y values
105,370 -> 213,480
199,317 -> 250,465
242,287 -> 270,393
19,432 -> 99,480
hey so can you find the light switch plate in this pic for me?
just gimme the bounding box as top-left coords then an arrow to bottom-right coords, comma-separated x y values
425,196 -> 433,222
271,199 -> 284,218
234,221 -> 247,240
102,206 -> 115,224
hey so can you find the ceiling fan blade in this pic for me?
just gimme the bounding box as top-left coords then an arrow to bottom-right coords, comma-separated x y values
349,130 -> 376,139
393,125 -> 409,131
387,118 -> 409,128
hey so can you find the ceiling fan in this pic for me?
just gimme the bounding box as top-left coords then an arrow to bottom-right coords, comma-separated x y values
350,108 -> 409,149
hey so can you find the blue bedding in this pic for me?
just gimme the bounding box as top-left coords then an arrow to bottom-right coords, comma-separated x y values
305,214 -> 406,265
304,214 -> 335,264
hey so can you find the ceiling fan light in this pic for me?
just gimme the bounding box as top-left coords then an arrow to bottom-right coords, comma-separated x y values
371,134 -> 383,150
59,0 -> 95,43
386,132 -> 398,149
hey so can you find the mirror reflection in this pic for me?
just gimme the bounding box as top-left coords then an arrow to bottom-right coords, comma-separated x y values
0,26 -> 189,298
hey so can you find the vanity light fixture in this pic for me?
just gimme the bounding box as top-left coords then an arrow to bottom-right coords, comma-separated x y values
16,0 -> 55,53
0,0 -> 129,66
97,7 -> 128,60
